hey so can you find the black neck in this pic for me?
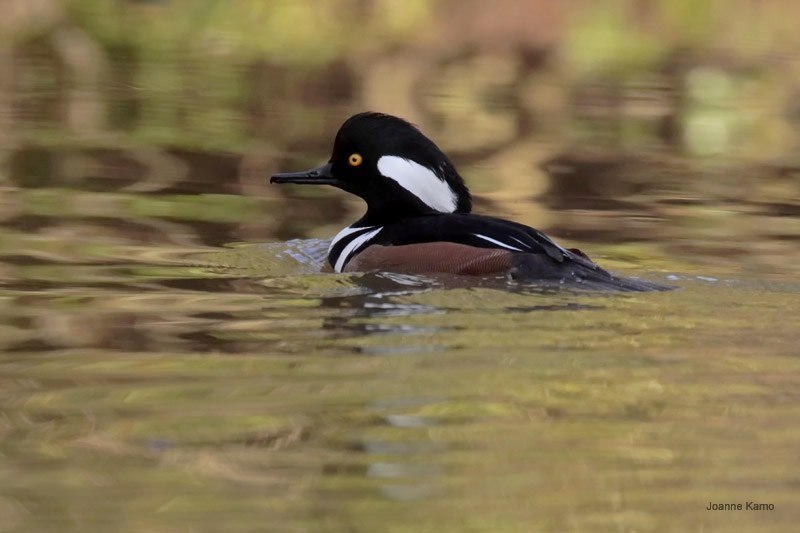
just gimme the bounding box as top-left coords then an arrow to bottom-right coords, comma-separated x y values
343,183 -> 471,228
355,203 -> 438,227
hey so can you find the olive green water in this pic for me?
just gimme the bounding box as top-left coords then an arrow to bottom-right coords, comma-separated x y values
2,2 -> 800,532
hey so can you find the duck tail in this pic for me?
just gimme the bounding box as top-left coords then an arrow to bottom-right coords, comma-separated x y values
510,254 -> 675,292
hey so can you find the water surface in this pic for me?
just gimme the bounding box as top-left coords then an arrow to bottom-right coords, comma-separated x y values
2,2 -> 800,532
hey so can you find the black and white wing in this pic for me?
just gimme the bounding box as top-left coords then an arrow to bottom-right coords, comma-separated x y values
372,213 -> 600,270
335,213 -> 672,291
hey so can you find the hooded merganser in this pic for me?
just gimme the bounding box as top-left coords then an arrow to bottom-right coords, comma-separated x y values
271,112 -> 672,291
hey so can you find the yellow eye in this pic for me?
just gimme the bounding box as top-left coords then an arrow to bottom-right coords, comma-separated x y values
348,153 -> 363,167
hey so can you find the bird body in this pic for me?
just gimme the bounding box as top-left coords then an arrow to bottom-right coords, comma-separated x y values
271,112 -> 671,292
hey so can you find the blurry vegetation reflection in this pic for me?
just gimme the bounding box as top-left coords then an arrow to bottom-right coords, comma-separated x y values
1,0 -> 799,278
1,2 -> 800,532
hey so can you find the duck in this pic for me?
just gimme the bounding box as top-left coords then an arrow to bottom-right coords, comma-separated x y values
271,112 -> 672,292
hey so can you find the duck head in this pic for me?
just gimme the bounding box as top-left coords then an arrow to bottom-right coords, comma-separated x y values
270,112 -> 472,223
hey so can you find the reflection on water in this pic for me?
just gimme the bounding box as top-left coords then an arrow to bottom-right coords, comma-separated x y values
1,1 -> 800,532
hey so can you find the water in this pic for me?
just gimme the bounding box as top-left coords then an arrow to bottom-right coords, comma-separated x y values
2,2 -> 800,532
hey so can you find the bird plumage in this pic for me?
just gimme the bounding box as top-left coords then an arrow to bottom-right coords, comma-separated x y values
271,112 -> 673,292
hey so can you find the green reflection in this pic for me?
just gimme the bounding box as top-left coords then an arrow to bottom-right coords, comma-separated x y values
1,1 -> 800,532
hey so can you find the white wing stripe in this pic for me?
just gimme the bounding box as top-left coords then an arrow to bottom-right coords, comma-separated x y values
334,227 -> 383,273
472,233 -> 524,252
508,236 -> 532,250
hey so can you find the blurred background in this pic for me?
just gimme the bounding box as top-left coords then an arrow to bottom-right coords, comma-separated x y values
2,1 -> 800,532
2,0 -> 800,274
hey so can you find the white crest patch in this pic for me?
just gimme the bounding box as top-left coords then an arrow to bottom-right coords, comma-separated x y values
377,156 -> 458,213
334,227 -> 383,273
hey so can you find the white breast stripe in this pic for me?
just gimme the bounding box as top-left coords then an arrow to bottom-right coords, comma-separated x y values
377,156 -> 457,213
334,227 -> 383,273
329,225 -> 376,254
472,233 -> 524,252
